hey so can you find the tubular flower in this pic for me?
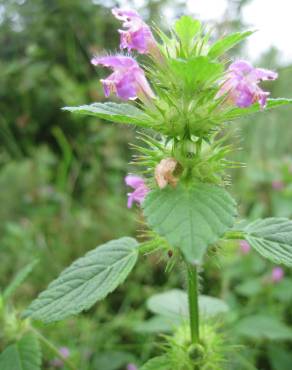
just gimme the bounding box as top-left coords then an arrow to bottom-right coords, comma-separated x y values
155,158 -> 178,189
91,55 -> 155,101
112,8 -> 157,54
125,174 -> 149,208
218,60 -> 278,108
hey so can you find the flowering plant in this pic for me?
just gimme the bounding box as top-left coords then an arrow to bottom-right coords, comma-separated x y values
3,8 -> 292,370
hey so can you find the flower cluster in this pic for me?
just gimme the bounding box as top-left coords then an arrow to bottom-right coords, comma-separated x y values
91,8 -> 278,208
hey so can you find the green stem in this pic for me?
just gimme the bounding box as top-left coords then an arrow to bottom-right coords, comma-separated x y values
187,263 -> 199,344
30,327 -> 78,370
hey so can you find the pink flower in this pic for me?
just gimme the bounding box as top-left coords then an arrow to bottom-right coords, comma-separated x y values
271,267 -> 284,283
50,347 -> 70,368
112,8 -> 156,55
91,55 -> 154,101
272,180 -> 284,191
127,364 -> 138,370
125,174 -> 149,208
239,240 -> 251,255
218,60 -> 278,108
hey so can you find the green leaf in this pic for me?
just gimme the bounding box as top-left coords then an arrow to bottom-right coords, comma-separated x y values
170,57 -> 223,88
63,102 -> 151,127
222,98 -> 292,121
241,218 -> 292,266
147,289 -> 229,320
199,295 -> 229,317
93,351 -> 137,370
208,30 -> 254,59
0,334 -> 42,370
268,345 -> 292,370
235,315 -> 292,341
174,16 -> 201,50
3,260 -> 38,301
147,289 -> 188,320
135,315 -> 175,334
24,237 -> 138,323
143,183 -> 237,263
140,356 -> 169,370
235,279 -> 262,298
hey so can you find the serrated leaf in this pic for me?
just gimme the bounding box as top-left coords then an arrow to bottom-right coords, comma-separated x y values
235,315 -> 292,341
24,237 -> 138,323
147,289 -> 229,320
63,102 -> 151,127
3,260 -> 38,301
208,30 -> 254,59
222,98 -> 292,121
143,183 -> 237,263
241,218 -> 292,266
174,16 -> 201,51
0,334 -> 42,370
140,356 -> 169,370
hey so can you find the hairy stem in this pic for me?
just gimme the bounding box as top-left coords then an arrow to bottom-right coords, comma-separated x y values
187,263 -> 199,344
30,327 -> 78,370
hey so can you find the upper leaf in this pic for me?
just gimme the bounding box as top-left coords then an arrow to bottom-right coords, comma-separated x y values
24,237 -> 139,323
208,30 -> 254,59
221,98 -> 292,121
63,102 -> 152,127
174,16 -> 201,51
170,57 -> 223,89
147,289 -> 229,320
241,218 -> 292,266
143,183 -> 237,263
0,334 -> 42,370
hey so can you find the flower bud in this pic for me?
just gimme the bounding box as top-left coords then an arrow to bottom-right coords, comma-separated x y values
155,158 -> 178,189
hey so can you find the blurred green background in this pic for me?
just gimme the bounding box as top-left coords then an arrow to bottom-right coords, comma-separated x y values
1,0 -> 292,369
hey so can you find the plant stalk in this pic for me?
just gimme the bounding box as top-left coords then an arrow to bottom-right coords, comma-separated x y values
30,327 -> 78,370
187,263 -> 199,344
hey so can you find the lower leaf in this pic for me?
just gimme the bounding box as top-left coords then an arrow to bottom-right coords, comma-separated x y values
0,334 -> 42,370
23,237 -> 139,323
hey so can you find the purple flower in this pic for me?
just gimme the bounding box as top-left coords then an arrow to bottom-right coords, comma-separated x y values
91,55 -> 154,101
112,8 -> 156,55
218,60 -> 278,108
272,180 -> 284,191
127,364 -> 138,370
239,240 -> 251,255
50,347 -> 70,368
271,267 -> 284,283
125,174 -> 149,208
